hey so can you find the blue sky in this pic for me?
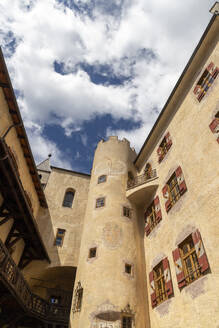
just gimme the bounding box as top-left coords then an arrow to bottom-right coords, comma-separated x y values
0,0 -> 213,173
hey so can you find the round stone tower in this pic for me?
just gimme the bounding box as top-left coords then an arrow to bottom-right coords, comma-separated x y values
71,136 -> 144,328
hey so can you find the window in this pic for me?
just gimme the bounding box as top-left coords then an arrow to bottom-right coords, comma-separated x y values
50,296 -> 60,304
162,166 -> 187,212
54,228 -> 66,247
172,229 -> 210,290
72,282 -> 83,312
157,132 -> 172,163
193,62 -> 218,102
209,111 -> 219,143
123,206 -> 131,218
96,197 -> 105,208
89,247 -> 97,258
98,175 -> 107,184
144,196 -> 162,236
127,171 -> 135,189
149,258 -> 173,308
125,263 -> 132,274
62,190 -> 75,208
153,262 -> 168,305
144,163 -> 152,179
122,316 -> 132,328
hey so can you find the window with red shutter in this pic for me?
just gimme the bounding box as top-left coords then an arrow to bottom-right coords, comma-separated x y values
144,196 -> 162,236
162,166 -> 187,212
193,62 -> 218,102
149,259 -> 174,308
157,132 -> 172,163
149,270 -> 157,308
173,231 -> 210,290
209,111 -> 219,143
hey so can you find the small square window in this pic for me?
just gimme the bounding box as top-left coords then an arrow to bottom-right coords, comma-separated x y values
123,206 -> 131,218
125,264 -> 132,274
54,228 -> 66,247
98,175 -> 107,184
96,197 -> 105,208
122,316 -> 132,328
89,247 -> 97,258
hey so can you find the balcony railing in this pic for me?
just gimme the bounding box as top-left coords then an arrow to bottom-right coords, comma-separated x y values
127,169 -> 157,190
0,239 -> 70,324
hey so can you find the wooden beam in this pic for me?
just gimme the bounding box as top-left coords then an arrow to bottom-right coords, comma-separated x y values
4,222 -> 16,247
7,236 -> 22,249
17,134 -> 25,139
0,216 -> 12,226
0,82 -> 9,88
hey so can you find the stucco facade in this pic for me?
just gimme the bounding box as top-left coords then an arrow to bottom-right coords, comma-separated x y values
0,5 -> 218,328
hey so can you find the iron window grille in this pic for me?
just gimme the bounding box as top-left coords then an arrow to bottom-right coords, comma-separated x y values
122,316 -> 132,328
96,197 -> 105,208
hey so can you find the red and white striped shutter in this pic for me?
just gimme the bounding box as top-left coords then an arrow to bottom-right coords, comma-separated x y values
172,248 -> 186,289
149,270 -> 157,308
209,118 -> 219,143
165,132 -> 172,150
193,84 -> 202,97
162,185 -> 171,212
157,147 -> 163,163
192,229 -> 209,273
162,257 -> 173,297
144,212 -> 151,236
175,166 -> 187,195
206,62 -> 214,73
154,196 -> 162,223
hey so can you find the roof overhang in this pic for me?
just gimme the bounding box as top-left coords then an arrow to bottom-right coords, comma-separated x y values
0,48 -> 47,208
0,138 -> 50,263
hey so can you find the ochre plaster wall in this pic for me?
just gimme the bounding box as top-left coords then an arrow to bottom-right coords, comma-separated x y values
130,36 -> 219,328
70,137 -> 150,328
39,168 -> 90,268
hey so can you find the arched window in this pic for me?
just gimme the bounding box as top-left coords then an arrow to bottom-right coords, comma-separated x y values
62,190 -> 75,208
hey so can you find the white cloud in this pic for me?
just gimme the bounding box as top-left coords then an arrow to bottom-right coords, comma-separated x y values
0,0 -> 213,164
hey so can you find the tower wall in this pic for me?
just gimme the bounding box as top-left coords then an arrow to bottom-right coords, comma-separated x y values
70,137 -> 147,328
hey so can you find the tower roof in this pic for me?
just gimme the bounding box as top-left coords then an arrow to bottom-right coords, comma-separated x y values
37,157 -> 51,172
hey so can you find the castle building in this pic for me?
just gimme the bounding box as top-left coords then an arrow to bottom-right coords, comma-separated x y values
0,3 -> 218,328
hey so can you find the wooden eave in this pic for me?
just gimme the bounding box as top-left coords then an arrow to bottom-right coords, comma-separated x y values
0,138 -> 50,263
0,48 -> 47,208
134,13 -> 219,170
